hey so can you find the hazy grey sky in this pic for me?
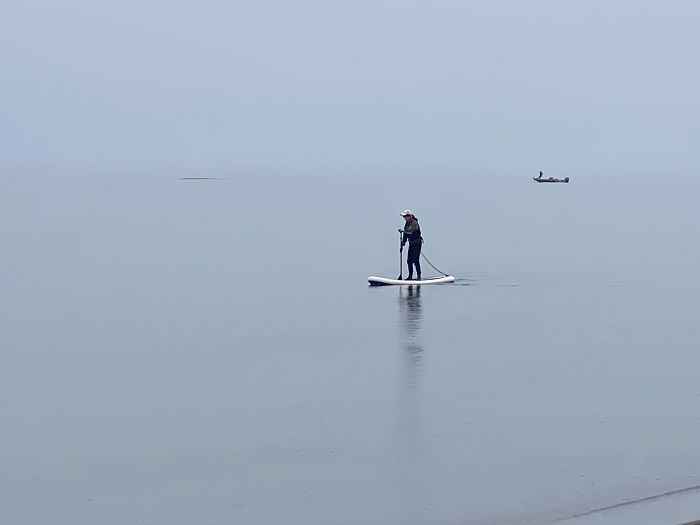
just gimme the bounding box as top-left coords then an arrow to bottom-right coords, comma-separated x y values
2,0 -> 698,175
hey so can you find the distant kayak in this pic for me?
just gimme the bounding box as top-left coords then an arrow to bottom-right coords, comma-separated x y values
368,275 -> 455,286
533,176 -> 569,183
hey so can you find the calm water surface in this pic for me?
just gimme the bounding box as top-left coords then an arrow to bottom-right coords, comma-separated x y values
2,173 -> 700,524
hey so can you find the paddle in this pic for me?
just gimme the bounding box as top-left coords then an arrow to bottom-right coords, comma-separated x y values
398,230 -> 404,280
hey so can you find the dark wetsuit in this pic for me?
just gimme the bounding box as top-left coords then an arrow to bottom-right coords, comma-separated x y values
402,217 -> 423,279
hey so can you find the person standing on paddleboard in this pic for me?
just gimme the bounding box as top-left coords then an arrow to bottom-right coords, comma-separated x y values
400,210 -> 423,281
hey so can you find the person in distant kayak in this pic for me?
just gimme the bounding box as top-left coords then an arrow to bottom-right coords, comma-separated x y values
400,209 -> 423,280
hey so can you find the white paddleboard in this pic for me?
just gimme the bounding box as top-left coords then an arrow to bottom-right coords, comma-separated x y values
368,275 -> 455,286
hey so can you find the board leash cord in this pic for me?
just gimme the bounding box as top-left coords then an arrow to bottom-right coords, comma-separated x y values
421,251 -> 449,277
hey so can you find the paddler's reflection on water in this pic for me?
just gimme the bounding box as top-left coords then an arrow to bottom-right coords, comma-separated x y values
397,285 -> 426,524
399,285 -> 423,390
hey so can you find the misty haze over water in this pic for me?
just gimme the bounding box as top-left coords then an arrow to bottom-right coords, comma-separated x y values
3,0 -> 700,523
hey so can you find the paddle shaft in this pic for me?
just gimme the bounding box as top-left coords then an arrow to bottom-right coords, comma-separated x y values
398,231 -> 403,280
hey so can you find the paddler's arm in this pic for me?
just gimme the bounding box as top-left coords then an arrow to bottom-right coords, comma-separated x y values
402,220 -> 418,242
401,221 -> 416,246
400,226 -> 411,244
